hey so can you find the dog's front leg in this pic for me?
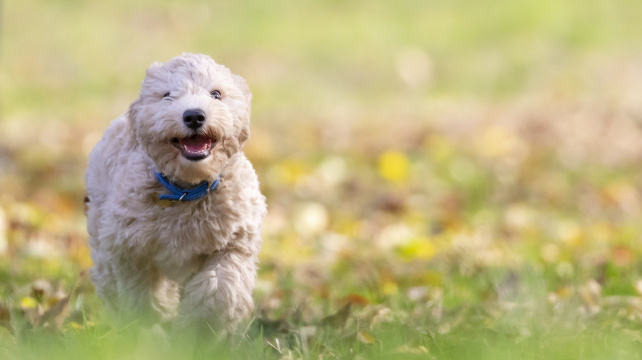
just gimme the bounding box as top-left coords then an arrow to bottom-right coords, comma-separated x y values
173,250 -> 256,334
112,255 -> 161,322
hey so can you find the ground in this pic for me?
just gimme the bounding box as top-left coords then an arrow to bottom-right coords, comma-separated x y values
2,0 -> 642,358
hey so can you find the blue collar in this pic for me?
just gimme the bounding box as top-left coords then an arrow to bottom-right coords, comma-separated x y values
154,172 -> 221,202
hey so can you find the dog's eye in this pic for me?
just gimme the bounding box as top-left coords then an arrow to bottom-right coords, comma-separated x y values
163,92 -> 171,98
210,90 -> 221,100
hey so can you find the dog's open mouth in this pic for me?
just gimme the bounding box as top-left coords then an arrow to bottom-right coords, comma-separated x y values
171,135 -> 214,161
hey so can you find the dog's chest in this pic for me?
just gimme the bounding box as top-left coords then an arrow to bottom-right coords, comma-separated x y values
156,201 -> 231,253
114,195 -> 234,266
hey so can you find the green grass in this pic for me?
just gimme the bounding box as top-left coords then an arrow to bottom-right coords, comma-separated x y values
2,265 -> 642,359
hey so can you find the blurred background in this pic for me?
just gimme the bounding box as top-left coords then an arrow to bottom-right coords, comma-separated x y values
3,0 -> 642,356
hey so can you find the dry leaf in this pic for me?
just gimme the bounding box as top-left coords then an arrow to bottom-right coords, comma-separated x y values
357,330 -> 375,344
37,296 -> 69,329
0,303 -> 11,330
358,305 -> 393,329
321,303 -> 351,328
339,294 -> 369,307
579,280 -> 602,315
31,279 -> 53,304
250,317 -> 291,339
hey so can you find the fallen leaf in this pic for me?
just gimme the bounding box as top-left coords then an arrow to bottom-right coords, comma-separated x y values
37,296 -> 69,329
248,317 -> 291,339
378,151 -> 409,183
69,322 -> 84,330
579,280 -> 602,315
321,303 -> 351,328
396,237 -> 437,261
382,280 -> 398,295
612,245 -> 634,266
359,305 -> 393,329
338,294 -> 369,306
0,303 -> 11,330
31,279 -> 53,304
20,297 -> 38,309
357,330 -> 375,344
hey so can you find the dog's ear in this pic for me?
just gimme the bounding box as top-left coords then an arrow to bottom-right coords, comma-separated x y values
126,62 -> 162,128
125,97 -> 143,143
232,74 -> 252,106
232,74 -> 252,146
126,98 -> 141,125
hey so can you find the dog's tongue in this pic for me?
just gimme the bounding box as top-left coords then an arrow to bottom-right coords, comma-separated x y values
179,135 -> 212,154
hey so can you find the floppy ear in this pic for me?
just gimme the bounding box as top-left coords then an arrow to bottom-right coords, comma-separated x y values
232,74 -> 252,145
126,97 -> 141,125
126,61 -> 161,128
232,73 -> 252,107
125,97 -> 142,142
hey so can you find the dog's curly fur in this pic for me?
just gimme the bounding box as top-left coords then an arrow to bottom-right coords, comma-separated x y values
85,53 -> 266,331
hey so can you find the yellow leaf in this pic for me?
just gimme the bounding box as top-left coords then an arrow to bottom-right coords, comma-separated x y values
69,322 -> 84,330
69,320 -> 94,330
357,330 -> 375,344
396,237 -> 437,261
378,151 -> 409,183
268,159 -> 307,186
382,280 -> 398,295
20,297 -> 38,309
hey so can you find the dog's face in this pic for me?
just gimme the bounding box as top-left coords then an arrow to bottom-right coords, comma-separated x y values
128,53 -> 251,185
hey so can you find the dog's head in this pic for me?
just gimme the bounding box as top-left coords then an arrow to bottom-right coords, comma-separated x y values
128,53 -> 252,185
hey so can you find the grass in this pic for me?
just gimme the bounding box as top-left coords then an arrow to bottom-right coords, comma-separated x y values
3,0 -> 642,358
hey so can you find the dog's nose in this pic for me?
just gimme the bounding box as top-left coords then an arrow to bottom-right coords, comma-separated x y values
183,109 -> 206,130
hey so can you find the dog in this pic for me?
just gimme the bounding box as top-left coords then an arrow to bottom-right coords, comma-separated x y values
85,53 -> 266,333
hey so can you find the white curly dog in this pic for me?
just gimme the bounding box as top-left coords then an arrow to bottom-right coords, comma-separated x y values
85,53 -> 266,333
